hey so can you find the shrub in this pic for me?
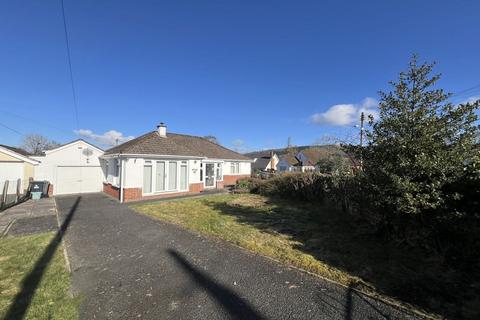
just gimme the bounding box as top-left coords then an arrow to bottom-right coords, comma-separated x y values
235,177 -> 264,193
252,172 -> 349,204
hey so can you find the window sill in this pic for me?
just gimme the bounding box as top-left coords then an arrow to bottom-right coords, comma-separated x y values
143,189 -> 189,196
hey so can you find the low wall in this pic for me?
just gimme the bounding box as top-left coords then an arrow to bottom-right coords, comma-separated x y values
120,183 -> 206,202
222,174 -> 250,186
103,183 -> 120,200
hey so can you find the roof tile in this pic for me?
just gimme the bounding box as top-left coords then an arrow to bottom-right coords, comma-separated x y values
105,131 -> 251,161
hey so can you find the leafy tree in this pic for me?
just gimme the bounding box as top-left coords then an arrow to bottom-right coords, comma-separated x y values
360,56 -> 479,245
21,134 -> 60,155
316,154 -> 351,175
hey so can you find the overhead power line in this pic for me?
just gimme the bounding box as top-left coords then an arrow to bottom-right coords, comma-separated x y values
0,122 -> 24,136
450,84 -> 480,98
60,0 -> 80,130
0,107 -> 76,137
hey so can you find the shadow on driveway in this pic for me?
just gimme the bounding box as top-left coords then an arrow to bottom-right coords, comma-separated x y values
168,249 -> 266,320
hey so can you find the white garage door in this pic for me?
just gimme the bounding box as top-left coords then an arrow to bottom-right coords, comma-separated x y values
55,166 -> 103,195
0,162 -> 24,191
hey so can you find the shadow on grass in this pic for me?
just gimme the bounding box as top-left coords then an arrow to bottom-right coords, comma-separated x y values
167,249 -> 266,320
4,196 -> 81,320
204,196 -> 468,319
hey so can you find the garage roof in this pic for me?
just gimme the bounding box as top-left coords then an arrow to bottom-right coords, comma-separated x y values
0,145 -> 39,164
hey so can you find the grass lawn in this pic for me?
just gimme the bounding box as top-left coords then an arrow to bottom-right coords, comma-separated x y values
132,193 -> 478,319
0,232 -> 79,320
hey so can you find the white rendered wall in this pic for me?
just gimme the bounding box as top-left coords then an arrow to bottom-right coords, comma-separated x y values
34,140 -> 103,184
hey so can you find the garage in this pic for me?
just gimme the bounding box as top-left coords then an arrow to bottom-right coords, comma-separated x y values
32,139 -> 105,196
55,166 -> 104,195
0,162 -> 25,192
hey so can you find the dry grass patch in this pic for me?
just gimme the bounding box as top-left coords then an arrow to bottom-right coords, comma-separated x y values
132,194 -> 473,318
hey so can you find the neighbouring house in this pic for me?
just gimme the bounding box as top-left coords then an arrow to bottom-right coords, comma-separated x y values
249,151 -> 279,172
32,139 -> 104,195
101,123 -> 253,202
264,146 -> 347,172
277,151 -> 316,172
0,144 -> 39,192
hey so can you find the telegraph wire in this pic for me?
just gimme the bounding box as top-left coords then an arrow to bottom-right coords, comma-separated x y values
60,0 -> 80,130
451,84 -> 480,98
0,107 -> 76,137
0,122 -> 24,136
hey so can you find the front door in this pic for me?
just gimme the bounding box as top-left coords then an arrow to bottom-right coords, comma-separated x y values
204,163 -> 215,188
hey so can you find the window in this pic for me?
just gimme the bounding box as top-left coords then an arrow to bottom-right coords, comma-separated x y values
104,161 -> 109,180
143,162 -> 152,194
168,161 -> 177,190
216,163 -> 222,180
114,159 -> 120,177
230,162 -> 239,174
200,163 -> 203,181
180,161 -> 188,190
155,161 -> 165,191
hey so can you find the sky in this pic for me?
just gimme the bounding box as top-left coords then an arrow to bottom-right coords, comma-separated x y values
1,1 -> 479,152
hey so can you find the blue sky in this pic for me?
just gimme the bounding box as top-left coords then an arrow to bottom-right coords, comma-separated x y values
1,1 -> 479,152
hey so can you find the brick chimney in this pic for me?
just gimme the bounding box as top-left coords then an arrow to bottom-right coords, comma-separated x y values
157,122 -> 167,137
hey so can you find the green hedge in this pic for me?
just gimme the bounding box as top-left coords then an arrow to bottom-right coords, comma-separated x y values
236,173 -> 350,205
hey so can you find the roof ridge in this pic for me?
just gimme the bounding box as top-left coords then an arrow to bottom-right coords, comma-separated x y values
105,131 -> 155,153
195,135 -> 252,159
104,129 -> 251,160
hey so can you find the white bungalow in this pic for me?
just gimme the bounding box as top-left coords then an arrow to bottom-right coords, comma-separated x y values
101,123 -> 253,202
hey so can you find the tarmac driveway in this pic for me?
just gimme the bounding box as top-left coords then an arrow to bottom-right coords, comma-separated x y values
56,193 -> 422,320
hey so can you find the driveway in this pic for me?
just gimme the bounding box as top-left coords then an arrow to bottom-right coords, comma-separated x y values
0,197 -> 58,237
56,193 -> 423,320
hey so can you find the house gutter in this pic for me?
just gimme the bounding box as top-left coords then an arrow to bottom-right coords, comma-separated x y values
120,158 -> 125,203
100,154 -> 206,160
100,154 -> 254,162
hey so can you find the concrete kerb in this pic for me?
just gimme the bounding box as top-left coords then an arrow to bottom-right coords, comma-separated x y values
0,219 -> 15,238
53,197 -> 72,274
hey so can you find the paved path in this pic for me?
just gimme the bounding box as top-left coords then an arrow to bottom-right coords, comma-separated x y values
0,198 -> 57,237
56,193 -> 423,320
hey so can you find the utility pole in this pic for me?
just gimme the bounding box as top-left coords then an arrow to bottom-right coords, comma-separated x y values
359,112 -> 365,170
287,136 -> 292,148
360,112 -> 365,147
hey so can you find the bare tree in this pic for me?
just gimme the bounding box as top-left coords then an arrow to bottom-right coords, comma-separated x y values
21,134 -> 60,155
204,135 -> 220,144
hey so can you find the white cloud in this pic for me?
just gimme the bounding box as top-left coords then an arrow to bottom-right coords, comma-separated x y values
310,97 -> 379,126
74,129 -> 134,146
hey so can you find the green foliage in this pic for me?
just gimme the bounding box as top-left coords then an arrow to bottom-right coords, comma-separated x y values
0,233 -> 80,319
235,177 -> 263,193
358,56 -> 479,248
245,172 -> 348,204
316,153 -> 351,175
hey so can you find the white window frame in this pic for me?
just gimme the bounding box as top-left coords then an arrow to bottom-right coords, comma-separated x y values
155,160 -> 166,192
143,160 -> 153,194
180,161 -> 189,191
216,163 -> 223,181
104,160 -> 109,181
142,159 -> 189,195
114,159 -> 120,177
230,162 -> 240,174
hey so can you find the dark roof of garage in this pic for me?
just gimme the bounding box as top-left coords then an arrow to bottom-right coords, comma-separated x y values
0,144 -> 33,157
104,131 -> 251,161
